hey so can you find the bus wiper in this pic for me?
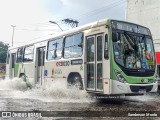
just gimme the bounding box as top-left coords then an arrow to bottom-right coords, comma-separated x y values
124,32 -> 140,52
139,35 -> 146,61
123,32 -> 143,65
121,34 -> 132,56
123,32 -> 134,51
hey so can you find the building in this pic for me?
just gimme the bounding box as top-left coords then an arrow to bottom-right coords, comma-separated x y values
126,0 -> 160,51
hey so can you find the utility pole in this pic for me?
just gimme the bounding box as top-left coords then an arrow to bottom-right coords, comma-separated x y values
62,19 -> 79,28
11,25 -> 16,47
49,21 -> 63,31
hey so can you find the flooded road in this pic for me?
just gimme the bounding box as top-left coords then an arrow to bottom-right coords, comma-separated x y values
0,78 -> 160,120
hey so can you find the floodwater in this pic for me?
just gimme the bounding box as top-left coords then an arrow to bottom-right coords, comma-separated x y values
0,78 -> 160,120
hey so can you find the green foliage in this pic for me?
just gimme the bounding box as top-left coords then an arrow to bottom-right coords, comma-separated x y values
0,41 -> 9,63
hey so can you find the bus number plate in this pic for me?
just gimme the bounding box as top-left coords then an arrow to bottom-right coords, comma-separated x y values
139,89 -> 146,94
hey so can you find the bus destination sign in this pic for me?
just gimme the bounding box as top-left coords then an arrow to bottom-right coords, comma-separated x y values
111,20 -> 151,36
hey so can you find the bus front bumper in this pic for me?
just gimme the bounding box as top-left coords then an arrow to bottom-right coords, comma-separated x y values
109,79 -> 158,95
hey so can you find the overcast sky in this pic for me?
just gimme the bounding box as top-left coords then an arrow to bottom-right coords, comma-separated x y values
0,0 -> 125,47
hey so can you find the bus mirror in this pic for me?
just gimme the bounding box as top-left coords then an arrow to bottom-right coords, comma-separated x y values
104,34 -> 109,59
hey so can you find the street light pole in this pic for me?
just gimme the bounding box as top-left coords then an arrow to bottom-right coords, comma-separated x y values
49,21 -> 63,31
11,25 -> 16,47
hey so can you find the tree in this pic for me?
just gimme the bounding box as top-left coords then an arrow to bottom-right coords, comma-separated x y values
0,41 -> 9,63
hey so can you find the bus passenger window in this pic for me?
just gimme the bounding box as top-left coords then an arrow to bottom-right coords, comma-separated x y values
64,33 -> 83,58
87,38 -> 94,62
97,36 -> 102,61
47,38 -> 63,60
24,46 -> 34,62
104,34 -> 109,59
16,48 -> 23,63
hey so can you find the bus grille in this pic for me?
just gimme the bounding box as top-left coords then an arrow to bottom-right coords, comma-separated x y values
130,85 -> 153,92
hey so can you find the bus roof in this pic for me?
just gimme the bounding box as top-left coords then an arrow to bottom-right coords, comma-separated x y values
8,19 -> 109,50
8,18 -> 150,51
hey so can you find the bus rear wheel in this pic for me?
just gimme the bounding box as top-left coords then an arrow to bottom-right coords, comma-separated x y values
19,74 -> 26,82
68,74 -> 83,90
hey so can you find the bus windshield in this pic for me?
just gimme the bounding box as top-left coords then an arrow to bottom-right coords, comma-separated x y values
112,31 -> 156,70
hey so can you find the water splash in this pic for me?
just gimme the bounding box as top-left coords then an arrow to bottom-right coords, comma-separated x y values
0,78 -> 28,91
125,93 -> 160,102
0,78 -> 94,103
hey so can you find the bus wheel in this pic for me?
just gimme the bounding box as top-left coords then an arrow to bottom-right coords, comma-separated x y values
68,74 -> 83,90
19,74 -> 26,82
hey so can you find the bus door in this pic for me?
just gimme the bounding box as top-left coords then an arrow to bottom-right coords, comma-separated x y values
9,53 -> 16,79
36,47 -> 45,85
86,34 -> 103,91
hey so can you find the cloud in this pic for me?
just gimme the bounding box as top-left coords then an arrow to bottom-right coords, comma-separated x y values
0,0 -> 51,45
0,0 -> 125,46
56,0 -> 125,24
41,0 -> 125,22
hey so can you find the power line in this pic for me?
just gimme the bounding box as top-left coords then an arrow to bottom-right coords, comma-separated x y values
14,21 -> 65,32
9,0 -> 125,31
73,0 -> 125,19
17,20 -> 63,28
1,40 -> 24,43
6,0 -> 125,46
15,28 -> 59,31
18,22 -> 52,28
70,0 -> 122,17
24,33 -> 55,44
11,0 -> 125,29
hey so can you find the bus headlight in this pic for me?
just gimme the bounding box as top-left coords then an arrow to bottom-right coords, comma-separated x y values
115,70 -> 127,83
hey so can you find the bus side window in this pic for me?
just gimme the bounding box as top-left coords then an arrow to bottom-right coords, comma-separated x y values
16,48 -> 23,63
47,38 -> 63,60
64,33 -> 83,58
104,34 -> 109,59
24,46 -> 34,62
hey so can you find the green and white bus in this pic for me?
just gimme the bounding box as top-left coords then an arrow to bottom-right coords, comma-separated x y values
5,19 -> 158,95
